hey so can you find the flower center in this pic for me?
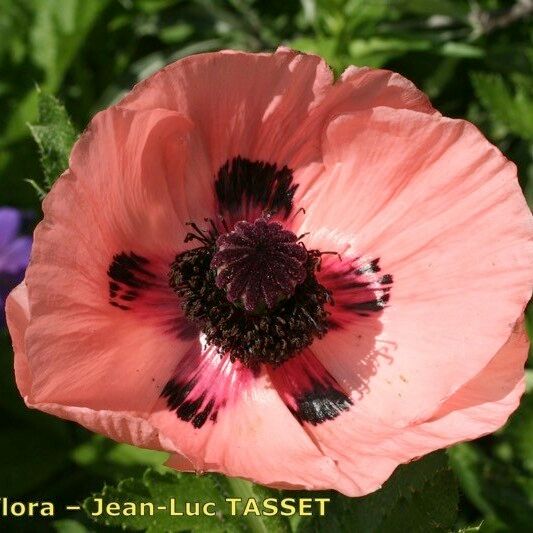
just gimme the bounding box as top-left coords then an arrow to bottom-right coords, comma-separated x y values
169,217 -> 331,367
211,218 -> 308,312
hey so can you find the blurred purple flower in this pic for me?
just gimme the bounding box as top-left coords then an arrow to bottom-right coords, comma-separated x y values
1,207 -> 32,328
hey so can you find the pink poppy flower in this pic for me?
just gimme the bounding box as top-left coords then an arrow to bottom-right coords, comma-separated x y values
6,48 -> 533,496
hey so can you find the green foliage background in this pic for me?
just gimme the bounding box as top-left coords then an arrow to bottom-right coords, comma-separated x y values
0,1 -> 531,532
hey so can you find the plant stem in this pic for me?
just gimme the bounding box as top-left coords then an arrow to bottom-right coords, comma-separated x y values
226,477 -> 270,533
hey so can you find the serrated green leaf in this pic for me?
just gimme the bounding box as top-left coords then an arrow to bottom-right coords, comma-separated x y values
298,451 -> 458,533
83,469 -> 251,532
378,467 -> 458,532
28,91 -> 77,195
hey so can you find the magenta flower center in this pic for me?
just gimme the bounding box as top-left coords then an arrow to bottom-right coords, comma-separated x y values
211,218 -> 307,312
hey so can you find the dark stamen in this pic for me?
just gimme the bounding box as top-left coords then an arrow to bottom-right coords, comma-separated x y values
184,221 -> 218,246
169,218 -> 332,367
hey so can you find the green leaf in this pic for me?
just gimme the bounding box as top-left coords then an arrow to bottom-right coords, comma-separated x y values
28,91 -> 77,195
84,469 -> 252,532
348,37 -> 432,68
1,88 -> 39,148
71,434 -> 173,483
289,37 -> 341,71
29,0 -> 110,92
393,0 -> 469,18
525,302 -> 533,365
73,435 -> 169,470
449,444 -> 495,518
471,72 -> 533,141
502,392 -> 533,474
224,477 -> 291,533
52,519 -> 91,533
449,442 -> 533,531
438,42 -> 484,58
0,0 -> 108,147
298,451 -> 458,533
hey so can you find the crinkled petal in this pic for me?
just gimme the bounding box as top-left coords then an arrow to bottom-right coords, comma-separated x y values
24,250 -> 194,411
289,63 -> 437,173
117,49 -> 442,228
283,321 -> 528,496
66,106 -> 200,255
17,107 -> 203,411
407,318 -> 528,444
118,50 -> 438,214
322,65 -> 436,116
6,283 -> 178,452
296,108 -> 532,426
119,48 -> 333,172
151,343 -> 342,490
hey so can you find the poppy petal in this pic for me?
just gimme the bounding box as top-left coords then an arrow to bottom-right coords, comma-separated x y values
296,108 -> 532,426
6,283 -> 178,452
119,49 -> 438,224
67,106 -> 200,254
268,349 -> 352,426
283,320 -> 528,497
151,344 -> 342,490
119,48 -> 333,173
18,105 -> 211,410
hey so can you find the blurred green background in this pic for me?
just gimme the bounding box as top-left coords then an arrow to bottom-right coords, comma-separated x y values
0,0 -> 532,532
